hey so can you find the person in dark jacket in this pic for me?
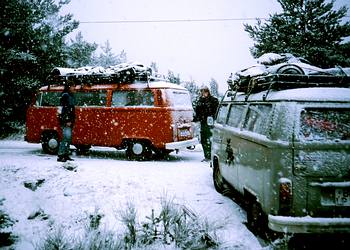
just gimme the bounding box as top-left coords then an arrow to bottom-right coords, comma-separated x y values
57,83 -> 76,162
193,86 -> 219,162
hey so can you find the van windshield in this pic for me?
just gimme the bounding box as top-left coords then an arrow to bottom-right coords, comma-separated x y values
166,90 -> 192,108
299,108 -> 350,141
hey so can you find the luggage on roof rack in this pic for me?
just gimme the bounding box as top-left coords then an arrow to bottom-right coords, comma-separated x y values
47,63 -> 153,86
228,73 -> 350,94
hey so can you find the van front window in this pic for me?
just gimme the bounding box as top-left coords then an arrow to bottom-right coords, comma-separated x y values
300,108 -> 350,141
36,92 -> 61,106
166,90 -> 192,108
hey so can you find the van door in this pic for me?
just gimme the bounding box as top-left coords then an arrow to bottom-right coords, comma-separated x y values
73,90 -> 110,146
219,104 -> 248,190
236,104 -> 273,195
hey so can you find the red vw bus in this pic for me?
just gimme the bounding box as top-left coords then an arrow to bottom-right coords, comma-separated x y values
25,65 -> 198,160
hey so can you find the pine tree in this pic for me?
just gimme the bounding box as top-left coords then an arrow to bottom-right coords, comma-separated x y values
92,40 -> 127,67
183,79 -> 199,104
66,32 -> 97,67
150,62 -> 159,74
244,0 -> 350,68
209,78 -> 219,98
0,0 -> 79,134
167,70 -> 181,84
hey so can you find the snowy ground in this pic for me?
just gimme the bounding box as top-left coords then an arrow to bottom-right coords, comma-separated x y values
0,139 -> 264,249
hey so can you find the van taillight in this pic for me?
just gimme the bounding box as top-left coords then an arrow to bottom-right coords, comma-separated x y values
279,178 -> 292,215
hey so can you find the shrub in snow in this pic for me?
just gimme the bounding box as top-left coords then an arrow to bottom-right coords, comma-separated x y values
0,198 -> 16,247
27,208 -> 49,221
36,198 -> 222,249
117,198 -> 221,249
36,227 -> 71,250
86,208 -> 104,231
23,179 -> 45,191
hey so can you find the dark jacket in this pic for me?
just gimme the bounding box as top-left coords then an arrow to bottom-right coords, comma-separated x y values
59,92 -> 75,126
193,95 -> 219,124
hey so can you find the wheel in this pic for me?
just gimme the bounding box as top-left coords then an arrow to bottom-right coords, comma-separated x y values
212,162 -> 231,196
276,64 -> 304,75
75,145 -> 91,155
246,200 -> 268,235
126,141 -> 152,160
41,132 -> 59,155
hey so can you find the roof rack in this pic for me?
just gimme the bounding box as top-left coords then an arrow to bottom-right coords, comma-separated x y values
228,73 -> 350,101
46,63 -> 154,87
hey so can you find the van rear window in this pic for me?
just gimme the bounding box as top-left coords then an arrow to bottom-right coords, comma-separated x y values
300,108 -> 350,141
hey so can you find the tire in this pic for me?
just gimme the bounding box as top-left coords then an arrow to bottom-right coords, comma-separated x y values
126,141 -> 152,160
276,64 -> 304,75
246,199 -> 268,235
212,162 -> 231,196
41,132 -> 59,155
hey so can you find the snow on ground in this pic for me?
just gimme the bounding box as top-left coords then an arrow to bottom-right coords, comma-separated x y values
0,140 -> 264,249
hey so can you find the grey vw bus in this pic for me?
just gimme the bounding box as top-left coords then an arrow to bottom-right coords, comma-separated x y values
211,74 -> 350,234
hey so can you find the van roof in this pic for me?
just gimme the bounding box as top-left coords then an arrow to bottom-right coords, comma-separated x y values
39,81 -> 187,91
228,87 -> 350,102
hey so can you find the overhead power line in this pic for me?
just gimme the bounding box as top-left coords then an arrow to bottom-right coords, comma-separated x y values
78,16 -> 350,24
79,17 -> 268,24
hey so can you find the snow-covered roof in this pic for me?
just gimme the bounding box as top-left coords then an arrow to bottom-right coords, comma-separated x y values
40,81 -> 187,91
230,87 -> 350,102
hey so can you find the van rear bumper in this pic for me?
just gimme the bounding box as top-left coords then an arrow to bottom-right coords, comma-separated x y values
165,138 -> 199,150
268,215 -> 350,233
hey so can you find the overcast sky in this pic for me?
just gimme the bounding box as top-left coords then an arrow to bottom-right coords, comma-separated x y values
61,0 -> 350,93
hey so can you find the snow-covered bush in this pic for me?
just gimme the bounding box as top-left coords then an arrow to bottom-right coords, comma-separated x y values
36,198 -> 222,250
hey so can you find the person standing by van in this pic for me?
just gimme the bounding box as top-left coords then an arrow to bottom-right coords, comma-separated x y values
57,82 -> 76,162
194,86 -> 219,162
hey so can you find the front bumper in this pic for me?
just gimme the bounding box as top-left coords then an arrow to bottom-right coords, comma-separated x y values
165,138 -> 199,150
268,215 -> 350,233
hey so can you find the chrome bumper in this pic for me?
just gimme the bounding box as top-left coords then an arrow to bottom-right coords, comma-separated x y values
165,138 -> 199,150
268,215 -> 350,233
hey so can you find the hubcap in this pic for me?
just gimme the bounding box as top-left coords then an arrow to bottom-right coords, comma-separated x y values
48,138 -> 58,149
132,143 -> 143,155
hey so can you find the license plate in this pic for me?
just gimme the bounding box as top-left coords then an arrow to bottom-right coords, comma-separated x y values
179,130 -> 190,137
335,188 -> 350,206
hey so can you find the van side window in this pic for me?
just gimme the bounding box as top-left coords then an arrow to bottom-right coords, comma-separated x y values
243,104 -> 272,135
36,92 -> 61,106
75,91 -> 107,107
227,104 -> 247,128
112,90 -> 154,107
216,104 -> 229,124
